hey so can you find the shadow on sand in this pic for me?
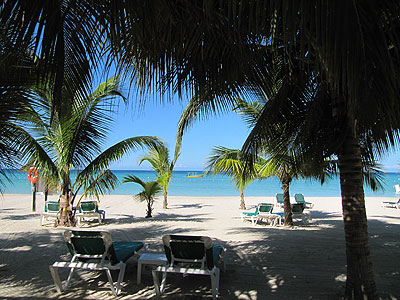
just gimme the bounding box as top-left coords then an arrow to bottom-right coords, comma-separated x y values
0,210 -> 399,299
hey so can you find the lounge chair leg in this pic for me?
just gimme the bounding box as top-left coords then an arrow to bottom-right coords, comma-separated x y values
49,266 -> 63,293
210,268 -> 220,299
98,214 -> 102,224
152,269 -> 163,297
64,267 -> 75,290
105,269 -> 117,296
116,263 -> 126,295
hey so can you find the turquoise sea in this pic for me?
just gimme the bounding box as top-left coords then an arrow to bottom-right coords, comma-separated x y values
1,169 -> 400,197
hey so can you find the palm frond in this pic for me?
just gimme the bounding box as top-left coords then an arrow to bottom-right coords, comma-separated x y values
75,136 -> 161,187
73,169 -> 119,206
206,146 -> 260,191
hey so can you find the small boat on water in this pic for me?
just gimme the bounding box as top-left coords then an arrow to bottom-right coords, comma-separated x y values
187,172 -> 205,178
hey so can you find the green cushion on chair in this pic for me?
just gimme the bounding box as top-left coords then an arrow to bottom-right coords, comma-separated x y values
111,241 -> 144,264
242,211 -> 257,216
212,245 -> 223,266
65,231 -> 144,265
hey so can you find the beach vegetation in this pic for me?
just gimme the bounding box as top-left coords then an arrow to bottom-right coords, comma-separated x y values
206,146 -> 261,210
3,1 -> 399,297
0,0 -> 105,123
122,3 -> 400,297
17,77 -> 161,226
0,22 -> 39,191
138,144 -> 180,209
122,175 -> 162,218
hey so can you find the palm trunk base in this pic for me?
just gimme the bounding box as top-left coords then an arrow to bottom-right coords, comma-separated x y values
339,122 -> 377,299
163,188 -> 168,209
239,192 -> 246,210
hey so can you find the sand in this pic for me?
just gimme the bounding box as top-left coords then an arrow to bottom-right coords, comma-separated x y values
0,193 -> 399,300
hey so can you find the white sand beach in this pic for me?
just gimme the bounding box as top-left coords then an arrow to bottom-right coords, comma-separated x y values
0,194 -> 399,299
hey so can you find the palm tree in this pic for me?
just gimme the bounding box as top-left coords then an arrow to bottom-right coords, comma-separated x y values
122,175 -> 162,218
138,144 -> 180,209
0,22 -> 39,190
17,77 -> 161,225
6,1 -> 399,297
206,147 -> 261,210
0,0 -> 107,120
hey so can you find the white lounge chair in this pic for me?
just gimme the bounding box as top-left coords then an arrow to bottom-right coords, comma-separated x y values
293,193 -> 314,209
241,203 -> 281,226
291,203 -> 311,224
381,199 -> 400,209
394,184 -> 400,194
275,193 -> 285,208
76,200 -> 105,225
49,230 -> 145,296
40,201 -> 59,225
152,235 -> 225,300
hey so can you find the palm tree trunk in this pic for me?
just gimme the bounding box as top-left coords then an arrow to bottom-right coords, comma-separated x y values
58,182 -> 74,226
146,200 -> 153,218
338,125 -> 377,299
239,190 -> 246,210
281,180 -> 293,226
163,186 -> 168,209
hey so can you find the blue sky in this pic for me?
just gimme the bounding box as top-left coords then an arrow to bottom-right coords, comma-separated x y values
95,75 -> 400,172
106,94 -> 250,170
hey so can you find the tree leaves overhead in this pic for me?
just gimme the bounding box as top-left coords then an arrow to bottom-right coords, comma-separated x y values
1,0 -> 104,119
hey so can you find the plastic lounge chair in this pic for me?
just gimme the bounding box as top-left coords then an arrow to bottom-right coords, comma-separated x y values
291,203 -> 311,224
275,193 -> 285,208
240,205 -> 260,225
76,200 -> 105,225
241,203 -> 281,226
41,201 -> 60,225
49,230 -> 145,296
152,235 -> 225,300
381,199 -> 400,209
293,193 -> 314,209
256,203 -> 281,226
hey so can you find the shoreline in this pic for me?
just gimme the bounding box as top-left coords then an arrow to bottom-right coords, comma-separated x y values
0,194 -> 399,299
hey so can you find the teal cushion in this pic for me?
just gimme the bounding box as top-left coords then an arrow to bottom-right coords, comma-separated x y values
212,245 -> 223,266
242,211 -> 257,216
110,241 -> 144,264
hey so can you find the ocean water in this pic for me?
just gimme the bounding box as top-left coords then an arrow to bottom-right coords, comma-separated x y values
1,169 -> 399,197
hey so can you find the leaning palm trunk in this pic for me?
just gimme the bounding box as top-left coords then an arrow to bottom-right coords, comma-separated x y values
163,187 -> 168,209
239,190 -> 246,210
338,125 -> 377,299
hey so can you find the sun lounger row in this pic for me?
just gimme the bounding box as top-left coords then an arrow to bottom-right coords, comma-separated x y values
241,202 -> 311,226
40,200 -> 105,226
275,193 -> 314,209
50,230 -> 225,299
381,199 -> 400,209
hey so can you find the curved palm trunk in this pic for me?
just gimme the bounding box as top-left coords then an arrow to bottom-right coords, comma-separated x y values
239,190 -> 246,210
163,186 -> 168,209
338,125 -> 377,299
